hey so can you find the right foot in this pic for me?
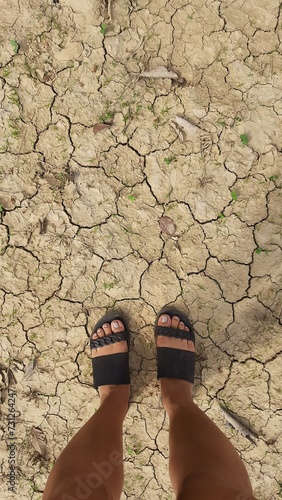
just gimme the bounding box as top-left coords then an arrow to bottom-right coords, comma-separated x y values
157,313 -> 195,410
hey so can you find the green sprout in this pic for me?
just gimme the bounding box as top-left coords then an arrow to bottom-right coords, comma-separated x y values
127,195 -> 135,201
10,40 -> 19,54
103,279 -> 120,290
231,190 -> 238,201
240,134 -> 249,146
100,23 -> 107,35
164,156 -> 176,165
216,119 -> 227,128
8,120 -> 20,139
8,90 -> 20,107
98,111 -> 113,123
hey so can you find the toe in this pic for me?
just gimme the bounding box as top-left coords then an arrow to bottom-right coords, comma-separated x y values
158,314 -> 171,327
111,319 -> 125,333
97,328 -> 104,338
171,315 -> 180,329
184,326 -> 189,331
179,321 -> 185,330
102,323 -> 112,336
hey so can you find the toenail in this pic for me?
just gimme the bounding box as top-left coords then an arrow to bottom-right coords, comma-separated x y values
161,315 -> 168,323
112,321 -> 119,328
103,323 -> 109,328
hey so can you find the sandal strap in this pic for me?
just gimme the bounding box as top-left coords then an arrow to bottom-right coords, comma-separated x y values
156,326 -> 194,343
157,347 -> 195,383
92,352 -> 130,389
90,330 -> 129,349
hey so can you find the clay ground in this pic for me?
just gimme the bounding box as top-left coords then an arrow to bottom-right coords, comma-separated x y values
0,0 -> 282,498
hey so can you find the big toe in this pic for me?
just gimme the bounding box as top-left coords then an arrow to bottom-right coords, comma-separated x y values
111,319 -> 125,333
158,314 -> 172,327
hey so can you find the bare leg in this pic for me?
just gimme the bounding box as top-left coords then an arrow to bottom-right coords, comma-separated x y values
43,320 -> 130,500
157,314 -> 256,500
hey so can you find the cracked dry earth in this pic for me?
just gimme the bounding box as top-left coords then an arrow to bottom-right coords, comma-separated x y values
0,0 -> 282,498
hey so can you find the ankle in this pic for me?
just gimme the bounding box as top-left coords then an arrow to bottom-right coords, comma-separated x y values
99,384 -> 130,407
160,378 -> 193,413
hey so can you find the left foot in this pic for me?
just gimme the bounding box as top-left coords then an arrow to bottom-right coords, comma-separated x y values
91,319 -> 130,401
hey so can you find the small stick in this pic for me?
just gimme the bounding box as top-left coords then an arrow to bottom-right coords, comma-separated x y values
108,0 -> 112,21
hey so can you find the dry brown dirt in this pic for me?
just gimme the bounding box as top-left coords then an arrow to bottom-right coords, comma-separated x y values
0,0 -> 282,498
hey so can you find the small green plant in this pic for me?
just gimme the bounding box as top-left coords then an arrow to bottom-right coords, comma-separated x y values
135,473 -> 144,481
166,203 -> 176,212
10,40 -> 19,54
231,190 -> 238,201
160,105 -> 171,115
100,23 -> 107,35
217,212 -> 225,221
234,116 -> 242,123
216,119 -> 227,128
126,435 -> 142,456
121,102 -> 142,127
103,279 -> 120,290
164,156 -> 176,165
135,103 -> 142,116
0,205 -> 4,212
8,90 -> 20,107
127,195 -> 135,201
56,172 -> 66,180
240,134 -> 249,146
52,20 -> 63,33
269,175 -> 278,181
8,120 -> 20,139
255,247 -> 263,254
121,100 -> 129,108
24,60 -> 33,76
126,445 -> 134,456
98,111 -> 113,123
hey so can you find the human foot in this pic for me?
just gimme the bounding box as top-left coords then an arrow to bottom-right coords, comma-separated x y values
157,313 -> 194,352
156,309 -> 195,409
91,314 -> 130,401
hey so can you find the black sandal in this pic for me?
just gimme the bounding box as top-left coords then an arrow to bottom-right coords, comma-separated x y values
154,306 -> 195,383
90,311 -> 130,390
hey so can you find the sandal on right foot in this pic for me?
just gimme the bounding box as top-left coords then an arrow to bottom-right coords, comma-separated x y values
154,305 -> 196,383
